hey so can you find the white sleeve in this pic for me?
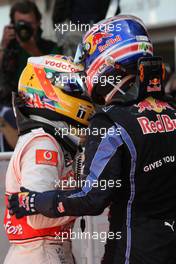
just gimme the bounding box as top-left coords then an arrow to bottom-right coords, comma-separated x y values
20,135 -> 75,228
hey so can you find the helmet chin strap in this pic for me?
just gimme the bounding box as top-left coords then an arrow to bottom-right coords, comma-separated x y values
29,115 -> 80,146
105,74 -> 135,104
30,115 -> 68,130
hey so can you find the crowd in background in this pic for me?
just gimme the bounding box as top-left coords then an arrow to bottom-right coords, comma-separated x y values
0,0 -> 175,152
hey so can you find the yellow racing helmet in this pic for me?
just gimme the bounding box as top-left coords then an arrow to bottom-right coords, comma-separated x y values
18,55 -> 95,127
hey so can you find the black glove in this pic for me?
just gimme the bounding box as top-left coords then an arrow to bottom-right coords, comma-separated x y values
8,187 -> 62,219
8,187 -> 39,219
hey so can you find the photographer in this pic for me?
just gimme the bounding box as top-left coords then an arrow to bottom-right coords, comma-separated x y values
0,0 -> 61,106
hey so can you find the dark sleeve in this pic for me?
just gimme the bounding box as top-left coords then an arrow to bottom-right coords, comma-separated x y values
56,113 -> 124,216
4,109 -> 17,128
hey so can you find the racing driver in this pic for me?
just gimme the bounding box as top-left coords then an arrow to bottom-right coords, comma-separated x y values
8,16 -> 176,264
4,54 -> 94,264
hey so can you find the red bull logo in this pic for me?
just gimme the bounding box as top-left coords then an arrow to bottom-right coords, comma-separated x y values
155,100 -> 173,110
85,31 -> 115,55
147,78 -> 161,92
149,78 -> 160,85
136,97 -> 173,113
136,100 -> 153,113
137,114 -> 176,135
92,32 -> 113,46
18,193 -> 30,211
98,35 -> 122,52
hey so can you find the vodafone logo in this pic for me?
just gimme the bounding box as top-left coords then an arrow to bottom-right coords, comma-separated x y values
4,221 -> 23,235
36,149 -> 58,166
44,151 -> 53,161
137,114 -> 176,134
45,59 -> 79,72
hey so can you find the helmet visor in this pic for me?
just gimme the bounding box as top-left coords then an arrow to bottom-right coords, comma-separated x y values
74,43 -> 90,64
46,71 -> 89,97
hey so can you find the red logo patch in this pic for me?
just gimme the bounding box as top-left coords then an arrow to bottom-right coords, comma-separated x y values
137,114 -> 176,134
36,150 -> 58,166
57,202 -> 65,213
18,193 -> 30,211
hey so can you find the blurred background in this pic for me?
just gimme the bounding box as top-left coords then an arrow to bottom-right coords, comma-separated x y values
0,0 -> 176,263
0,0 -> 176,69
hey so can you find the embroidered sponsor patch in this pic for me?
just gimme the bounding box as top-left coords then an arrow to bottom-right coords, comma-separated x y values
57,202 -> 65,213
18,193 -> 30,211
36,150 -> 58,166
137,114 -> 176,134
